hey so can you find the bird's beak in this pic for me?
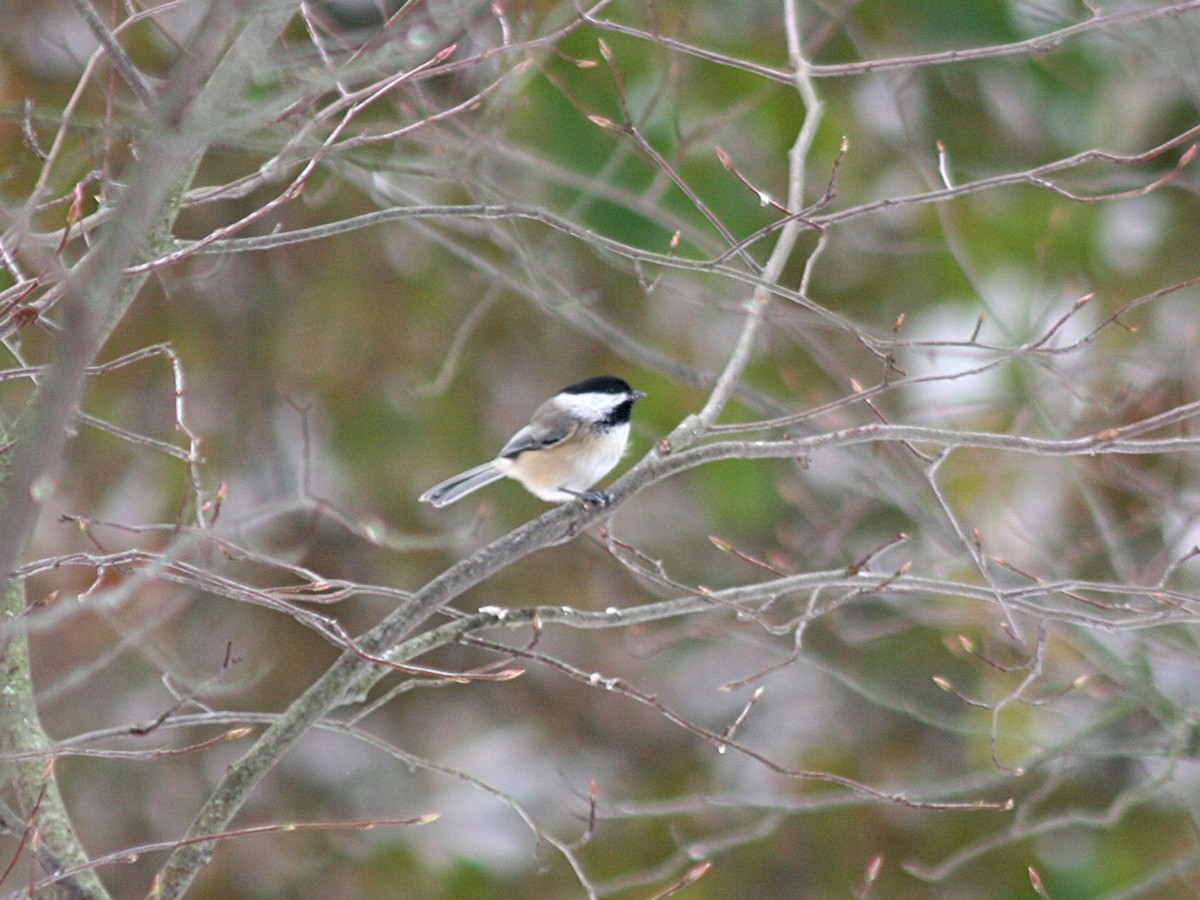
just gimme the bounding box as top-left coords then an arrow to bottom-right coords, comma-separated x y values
633,390 -> 647,400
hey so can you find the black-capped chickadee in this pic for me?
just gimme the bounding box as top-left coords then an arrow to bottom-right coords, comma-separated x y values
420,375 -> 646,508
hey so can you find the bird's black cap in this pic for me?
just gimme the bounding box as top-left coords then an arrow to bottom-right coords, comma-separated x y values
561,375 -> 637,396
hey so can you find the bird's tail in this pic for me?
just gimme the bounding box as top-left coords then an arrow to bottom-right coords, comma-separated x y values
419,462 -> 504,507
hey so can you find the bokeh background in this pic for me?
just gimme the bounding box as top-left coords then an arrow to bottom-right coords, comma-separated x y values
3,0 -> 1200,896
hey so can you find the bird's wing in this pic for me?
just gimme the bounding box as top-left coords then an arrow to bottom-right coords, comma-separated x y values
498,408 -> 579,458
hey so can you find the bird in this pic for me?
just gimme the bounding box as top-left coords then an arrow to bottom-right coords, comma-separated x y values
420,375 -> 645,508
